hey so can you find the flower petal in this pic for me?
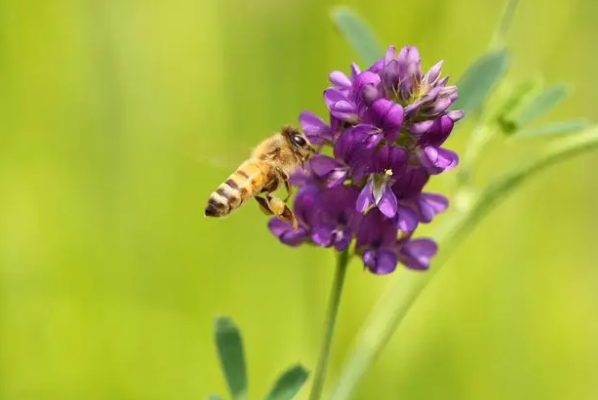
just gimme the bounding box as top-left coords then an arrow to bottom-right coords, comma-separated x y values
404,102 -> 422,118
362,84 -> 383,107
324,87 -> 348,107
293,185 -> 322,226
398,46 -> 421,75
363,130 -> 384,149
369,99 -> 404,141
269,218 -> 307,247
299,111 -> 329,133
426,97 -> 453,116
330,100 -> 357,121
384,45 -> 396,64
280,229 -> 308,246
447,110 -> 465,122
417,115 -> 454,147
310,155 -> 343,176
399,238 -> 438,270
353,71 -> 381,92
356,208 -> 397,248
417,192 -> 449,222
289,170 -> 309,187
311,226 -> 335,247
327,170 -> 350,188
382,59 -> 401,92
437,76 -> 449,87
334,124 -> 376,159
334,229 -> 351,251
377,186 -> 398,218
392,166 -> 430,198
356,179 -> 374,214
421,146 -> 459,173
268,218 -> 292,237
299,111 -> 332,144
426,60 -> 444,84
368,58 -> 384,73
351,62 -> 362,78
329,71 -> 352,88
352,71 -> 382,112
410,120 -> 435,134
309,155 -> 348,188
363,249 -> 398,274
396,205 -> 419,232
374,145 -> 408,173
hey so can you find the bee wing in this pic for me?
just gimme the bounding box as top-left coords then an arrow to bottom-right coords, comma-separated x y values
195,154 -> 238,172
193,145 -> 248,172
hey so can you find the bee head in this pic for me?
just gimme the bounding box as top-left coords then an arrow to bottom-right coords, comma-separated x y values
281,126 -> 315,161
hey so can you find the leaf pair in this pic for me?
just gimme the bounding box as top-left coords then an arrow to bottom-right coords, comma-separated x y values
496,81 -> 591,137
211,317 -> 308,400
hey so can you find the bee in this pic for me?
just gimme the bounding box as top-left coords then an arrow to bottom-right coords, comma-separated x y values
204,126 -> 315,227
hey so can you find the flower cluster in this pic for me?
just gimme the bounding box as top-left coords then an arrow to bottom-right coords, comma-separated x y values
269,45 -> 463,274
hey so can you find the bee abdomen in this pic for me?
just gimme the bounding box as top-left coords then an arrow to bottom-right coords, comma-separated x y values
204,163 -> 265,217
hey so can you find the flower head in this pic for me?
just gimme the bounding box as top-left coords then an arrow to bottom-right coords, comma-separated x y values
271,45 -> 462,274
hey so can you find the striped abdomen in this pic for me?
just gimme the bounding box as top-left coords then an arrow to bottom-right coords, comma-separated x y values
205,160 -> 273,217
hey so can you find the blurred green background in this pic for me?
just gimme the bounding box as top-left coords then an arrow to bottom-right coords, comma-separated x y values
1,0 -> 598,399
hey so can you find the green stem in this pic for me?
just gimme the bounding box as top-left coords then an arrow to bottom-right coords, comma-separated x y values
490,0 -> 521,49
331,125 -> 598,400
457,124 -> 494,188
309,249 -> 351,400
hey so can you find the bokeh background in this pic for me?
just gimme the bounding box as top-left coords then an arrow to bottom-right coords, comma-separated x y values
1,0 -> 598,399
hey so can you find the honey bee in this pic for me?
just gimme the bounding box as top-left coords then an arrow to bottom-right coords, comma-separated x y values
204,126 -> 315,227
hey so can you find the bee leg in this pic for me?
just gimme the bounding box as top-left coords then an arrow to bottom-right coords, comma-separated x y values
255,196 -> 274,216
275,167 -> 293,202
282,206 -> 298,230
267,195 -> 298,230
282,179 -> 293,202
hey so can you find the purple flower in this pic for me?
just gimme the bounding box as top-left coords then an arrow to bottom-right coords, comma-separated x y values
267,45 -> 462,274
355,146 -> 407,218
357,209 -> 399,274
415,193 -> 449,223
269,185 -> 360,251
396,238 -> 438,270
419,146 -> 459,174
299,111 -> 333,145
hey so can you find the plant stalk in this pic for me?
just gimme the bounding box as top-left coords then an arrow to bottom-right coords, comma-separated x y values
331,125 -> 598,400
308,249 -> 351,400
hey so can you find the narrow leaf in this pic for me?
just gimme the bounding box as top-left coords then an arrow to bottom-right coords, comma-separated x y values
491,0 -> 521,49
263,365 -> 309,400
516,84 -> 571,126
214,317 -> 248,400
496,78 -> 543,134
331,7 -> 383,65
454,50 -> 510,117
516,119 -> 592,138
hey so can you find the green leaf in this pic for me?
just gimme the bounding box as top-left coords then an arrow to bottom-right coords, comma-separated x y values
263,365 -> 309,400
214,317 -> 248,400
331,7 -> 383,65
495,78 -> 543,134
454,50 -> 510,117
515,84 -> 571,127
209,396 -> 225,400
491,0 -> 521,49
516,119 -> 592,138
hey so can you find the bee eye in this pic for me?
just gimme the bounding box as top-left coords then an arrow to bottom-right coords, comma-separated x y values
291,134 -> 307,147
